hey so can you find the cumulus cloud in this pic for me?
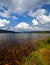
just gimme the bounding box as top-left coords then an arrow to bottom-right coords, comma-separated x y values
28,9 -> 46,17
15,22 -> 29,29
0,0 -> 50,14
29,9 -> 50,25
36,14 -> 50,24
32,19 -> 38,26
0,19 -> 10,27
15,21 -> 50,31
15,22 -> 49,31
15,22 -> 33,31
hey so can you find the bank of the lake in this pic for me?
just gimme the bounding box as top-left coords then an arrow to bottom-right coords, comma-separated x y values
22,37 -> 50,65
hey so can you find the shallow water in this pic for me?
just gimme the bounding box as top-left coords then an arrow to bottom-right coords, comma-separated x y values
0,33 -> 50,65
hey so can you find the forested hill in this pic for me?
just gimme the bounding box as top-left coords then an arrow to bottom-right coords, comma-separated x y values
0,30 -> 50,33
0,30 -> 16,33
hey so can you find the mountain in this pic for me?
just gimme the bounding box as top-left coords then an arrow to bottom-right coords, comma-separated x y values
0,29 -> 50,33
0,29 -> 16,33
14,31 -> 50,33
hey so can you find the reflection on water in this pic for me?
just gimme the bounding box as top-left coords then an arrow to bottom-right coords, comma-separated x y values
0,33 -> 50,45
0,33 -> 50,65
0,33 -> 50,41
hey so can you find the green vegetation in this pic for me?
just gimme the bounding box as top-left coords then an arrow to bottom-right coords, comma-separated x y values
22,37 -> 50,65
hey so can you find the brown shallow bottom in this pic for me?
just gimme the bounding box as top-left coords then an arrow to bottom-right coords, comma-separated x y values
0,39 -> 37,65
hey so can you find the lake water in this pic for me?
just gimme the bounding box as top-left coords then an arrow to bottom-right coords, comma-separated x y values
0,33 -> 50,64
0,33 -> 50,47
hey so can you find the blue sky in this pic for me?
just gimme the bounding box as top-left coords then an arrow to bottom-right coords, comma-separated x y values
0,0 -> 50,32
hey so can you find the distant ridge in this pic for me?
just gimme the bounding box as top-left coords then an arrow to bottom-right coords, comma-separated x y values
0,29 -> 16,33
16,31 -> 50,33
0,29 -> 50,33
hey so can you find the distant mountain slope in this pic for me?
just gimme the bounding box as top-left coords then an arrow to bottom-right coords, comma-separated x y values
16,31 -> 50,33
0,29 -> 16,33
0,29 -> 50,33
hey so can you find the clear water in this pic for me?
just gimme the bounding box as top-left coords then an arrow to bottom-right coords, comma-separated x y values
0,33 -> 50,64
0,33 -> 50,47
0,33 -> 50,40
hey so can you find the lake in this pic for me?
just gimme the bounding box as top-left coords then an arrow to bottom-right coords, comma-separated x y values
0,33 -> 50,45
0,33 -> 50,65
0,33 -> 50,50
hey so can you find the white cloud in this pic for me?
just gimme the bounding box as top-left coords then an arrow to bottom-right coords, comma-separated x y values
36,14 -> 50,24
12,16 -> 18,20
32,19 -> 38,26
4,26 -> 14,31
29,9 -> 50,25
0,9 -> 18,19
15,22 -> 47,31
0,0 -> 50,15
0,19 -> 10,27
33,27 -> 50,31
15,22 -> 34,31
0,9 -> 11,18
28,9 -> 46,17
15,22 -> 29,29
0,0 -> 50,31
